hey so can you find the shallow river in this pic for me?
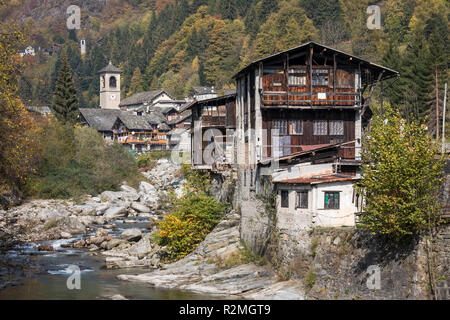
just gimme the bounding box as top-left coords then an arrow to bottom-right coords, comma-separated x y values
0,218 -> 217,300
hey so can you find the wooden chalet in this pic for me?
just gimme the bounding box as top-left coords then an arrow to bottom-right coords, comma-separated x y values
234,42 -> 398,179
183,93 -> 236,169
113,114 -> 168,152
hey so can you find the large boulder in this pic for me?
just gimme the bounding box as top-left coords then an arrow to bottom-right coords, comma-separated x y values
120,229 -> 142,242
131,202 -> 151,213
139,182 -> 157,195
120,185 -> 138,194
127,235 -> 153,258
106,239 -> 127,250
104,206 -> 127,220
58,216 -> 86,235
100,191 -> 139,203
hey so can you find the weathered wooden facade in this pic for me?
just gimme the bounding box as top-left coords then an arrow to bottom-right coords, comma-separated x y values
185,93 -> 236,169
234,42 -> 398,188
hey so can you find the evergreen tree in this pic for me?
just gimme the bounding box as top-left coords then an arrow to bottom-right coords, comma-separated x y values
128,67 -> 144,97
52,52 -> 79,124
299,0 -> 341,28
382,41 -> 403,108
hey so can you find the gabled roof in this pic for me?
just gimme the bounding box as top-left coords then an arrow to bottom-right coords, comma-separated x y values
234,41 -> 398,82
98,61 -> 122,74
120,90 -> 174,107
182,92 -> 236,111
117,114 -> 153,131
79,108 -> 123,132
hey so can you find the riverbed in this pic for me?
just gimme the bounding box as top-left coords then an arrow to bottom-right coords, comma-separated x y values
0,217 -> 219,300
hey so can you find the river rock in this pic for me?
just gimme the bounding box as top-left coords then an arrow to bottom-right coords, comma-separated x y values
37,244 -> 54,251
106,239 -> 127,250
101,191 -> 139,203
96,228 -> 109,237
58,217 -> 86,235
120,229 -> 142,242
104,206 -> 127,220
139,182 -> 157,195
120,185 -> 138,194
127,235 -> 152,258
60,232 -> 72,239
131,202 -> 151,213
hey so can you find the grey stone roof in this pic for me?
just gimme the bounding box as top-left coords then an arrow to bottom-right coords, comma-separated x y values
223,88 -> 236,96
120,90 -> 170,107
118,114 -> 153,130
158,123 -> 171,132
193,86 -> 216,95
98,61 -> 122,74
145,109 -> 167,124
79,108 -> 122,132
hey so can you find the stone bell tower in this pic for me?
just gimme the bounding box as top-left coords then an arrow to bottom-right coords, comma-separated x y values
98,61 -> 121,109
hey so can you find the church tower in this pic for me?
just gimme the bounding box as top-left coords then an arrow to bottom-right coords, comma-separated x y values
98,61 -> 121,109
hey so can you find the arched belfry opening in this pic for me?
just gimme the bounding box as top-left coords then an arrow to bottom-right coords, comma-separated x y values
109,76 -> 117,88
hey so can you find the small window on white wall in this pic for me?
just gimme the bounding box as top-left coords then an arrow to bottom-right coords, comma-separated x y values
296,191 -> 308,209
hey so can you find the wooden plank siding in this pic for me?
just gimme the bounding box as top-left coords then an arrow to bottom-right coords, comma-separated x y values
261,109 -> 355,159
261,66 -> 359,107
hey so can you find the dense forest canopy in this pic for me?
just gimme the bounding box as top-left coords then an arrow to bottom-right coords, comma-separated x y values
2,0 -> 449,131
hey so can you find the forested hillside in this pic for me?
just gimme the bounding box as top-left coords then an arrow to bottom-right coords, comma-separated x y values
2,0 -> 449,133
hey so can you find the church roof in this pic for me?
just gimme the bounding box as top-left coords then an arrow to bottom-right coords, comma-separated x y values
98,61 -> 122,74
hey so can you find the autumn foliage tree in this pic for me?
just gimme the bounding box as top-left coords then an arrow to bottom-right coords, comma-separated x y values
0,19 -> 41,198
355,107 -> 445,240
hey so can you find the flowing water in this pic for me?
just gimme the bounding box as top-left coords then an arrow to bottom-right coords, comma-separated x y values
0,217 -> 217,300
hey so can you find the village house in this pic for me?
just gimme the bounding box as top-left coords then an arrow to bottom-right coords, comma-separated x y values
192,86 -> 218,101
234,41 -> 398,229
185,92 -> 237,171
79,62 -> 182,153
120,90 -> 179,112
189,41 -> 398,229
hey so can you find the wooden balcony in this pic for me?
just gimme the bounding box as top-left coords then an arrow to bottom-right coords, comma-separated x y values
261,89 -> 361,108
202,115 -> 227,127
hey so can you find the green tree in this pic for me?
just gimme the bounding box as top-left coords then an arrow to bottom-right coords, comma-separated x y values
52,52 -> 79,124
127,67 -> 144,97
254,1 -> 317,57
355,107 -> 445,240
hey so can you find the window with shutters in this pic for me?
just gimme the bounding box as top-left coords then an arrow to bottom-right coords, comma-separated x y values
289,120 -> 303,135
313,120 -> 328,135
296,191 -> 308,209
273,119 -> 288,136
324,191 -> 340,209
329,120 -> 344,136
281,190 -> 289,208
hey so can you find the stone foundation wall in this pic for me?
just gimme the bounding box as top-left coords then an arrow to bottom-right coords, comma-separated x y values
222,160 -> 450,299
